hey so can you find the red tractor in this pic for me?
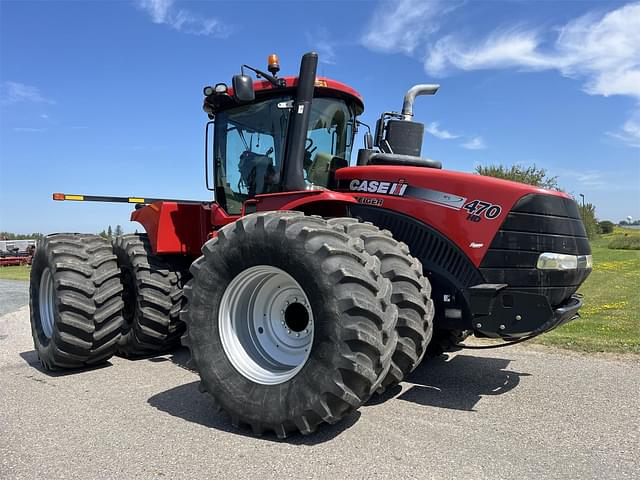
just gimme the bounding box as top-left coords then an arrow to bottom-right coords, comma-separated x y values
30,52 -> 591,437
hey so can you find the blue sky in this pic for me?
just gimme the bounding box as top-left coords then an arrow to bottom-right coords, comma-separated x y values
1,0 -> 639,234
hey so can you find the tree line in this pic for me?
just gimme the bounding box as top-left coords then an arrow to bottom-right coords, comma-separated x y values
98,225 -> 124,239
1,225 -> 127,241
0,232 -> 45,241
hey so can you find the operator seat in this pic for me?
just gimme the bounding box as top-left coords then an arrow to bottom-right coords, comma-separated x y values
239,151 -> 276,196
307,152 -> 348,188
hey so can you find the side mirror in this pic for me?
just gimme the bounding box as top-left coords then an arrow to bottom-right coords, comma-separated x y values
374,118 -> 385,148
204,120 -> 215,192
364,131 -> 373,150
232,75 -> 255,102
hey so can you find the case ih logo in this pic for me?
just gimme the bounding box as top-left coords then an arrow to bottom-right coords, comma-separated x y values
348,179 -> 408,196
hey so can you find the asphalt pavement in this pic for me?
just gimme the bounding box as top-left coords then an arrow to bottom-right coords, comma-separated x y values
0,283 -> 638,479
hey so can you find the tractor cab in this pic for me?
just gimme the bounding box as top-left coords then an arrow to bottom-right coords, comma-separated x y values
203,54 -> 364,215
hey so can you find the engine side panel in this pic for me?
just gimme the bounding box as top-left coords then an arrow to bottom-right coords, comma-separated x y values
347,203 -> 483,330
335,165 -> 573,267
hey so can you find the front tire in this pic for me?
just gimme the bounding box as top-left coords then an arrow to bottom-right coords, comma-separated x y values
29,234 -> 124,370
182,211 -> 397,437
329,219 -> 434,390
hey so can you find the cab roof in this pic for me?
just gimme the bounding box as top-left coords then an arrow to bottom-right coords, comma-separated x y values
204,76 -> 364,116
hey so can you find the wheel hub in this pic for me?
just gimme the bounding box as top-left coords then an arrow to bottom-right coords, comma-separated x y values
219,265 -> 314,385
38,267 -> 55,339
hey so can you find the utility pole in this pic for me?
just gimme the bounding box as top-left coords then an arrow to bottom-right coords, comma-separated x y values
579,193 -> 585,207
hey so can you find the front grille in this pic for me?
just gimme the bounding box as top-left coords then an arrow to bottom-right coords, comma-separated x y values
480,194 -> 591,307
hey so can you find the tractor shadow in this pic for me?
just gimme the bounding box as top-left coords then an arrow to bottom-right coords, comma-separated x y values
19,350 -> 113,376
148,349 -> 529,443
146,346 -> 194,371
147,379 -> 360,445
371,353 -> 531,412
148,347 -> 360,444
18,345 -> 191,377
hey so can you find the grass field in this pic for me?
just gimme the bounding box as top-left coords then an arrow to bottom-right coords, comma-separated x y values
534,227 -> 640,354
1,229 -> 638,354
0,265 -> 31,281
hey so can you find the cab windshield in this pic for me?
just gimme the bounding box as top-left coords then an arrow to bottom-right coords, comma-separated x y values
214,96 -> 355,215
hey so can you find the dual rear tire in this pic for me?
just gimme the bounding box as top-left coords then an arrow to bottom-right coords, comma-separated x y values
29,233 -> 189,370
112,234 -> 190,357
29,234 -> 124,370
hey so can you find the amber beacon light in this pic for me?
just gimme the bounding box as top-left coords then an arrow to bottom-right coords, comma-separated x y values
267,53 -> 280,75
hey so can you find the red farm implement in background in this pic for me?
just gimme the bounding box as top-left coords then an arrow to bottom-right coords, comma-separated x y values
0,256 -> 31,267
0,241 -> 35,267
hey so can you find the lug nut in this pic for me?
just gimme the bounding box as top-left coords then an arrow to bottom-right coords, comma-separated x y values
499,324 -> 506,330
476,323 -> 482,329
515,315 -> 522,321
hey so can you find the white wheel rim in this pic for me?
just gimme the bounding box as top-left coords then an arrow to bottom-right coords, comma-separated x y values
39,268 -> 55,339
219,265 -> 314,385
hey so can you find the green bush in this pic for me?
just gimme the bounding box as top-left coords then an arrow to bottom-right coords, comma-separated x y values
608,235 -> 640,250
599,220 -> 615,234
475,164 -> 559,190
578,203 -> 599,240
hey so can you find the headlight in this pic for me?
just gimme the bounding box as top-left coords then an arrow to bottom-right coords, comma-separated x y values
536,253 -> 592,270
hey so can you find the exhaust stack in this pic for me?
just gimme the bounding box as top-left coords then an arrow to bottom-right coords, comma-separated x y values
282,51 -> 318,191
401,84 -> 440,120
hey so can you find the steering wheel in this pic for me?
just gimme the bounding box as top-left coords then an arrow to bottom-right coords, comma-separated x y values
305,138 -> 317,155
303,138 -> 316,177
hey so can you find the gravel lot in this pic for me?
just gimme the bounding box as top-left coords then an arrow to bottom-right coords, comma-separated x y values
0,280 -> 28,317
1,283 -> 638,479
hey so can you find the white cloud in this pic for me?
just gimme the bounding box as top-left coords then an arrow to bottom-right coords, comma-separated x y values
607,112 -> 640,148
1,81 -> 54,104
13,127 -> 47,133
40,113 -> 49,119
137,0 -> 172,23
306,28 -> 337,65
426,121 -> 486,149
574,171 -> 606,188
425,29 -> 559,76
135,0 -> 230,37
361,0 -> 458,54
423,3 -> 640,101
425,121 -> 460,139
556,4 -> 640,99
363,1 -> 640,149
462,136 -> 486,150
554,168 -> 617,191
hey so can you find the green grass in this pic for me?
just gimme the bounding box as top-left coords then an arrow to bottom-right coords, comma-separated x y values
534,227 -> 640,354
608,232 -> 640,250
0,265 -> 31,281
